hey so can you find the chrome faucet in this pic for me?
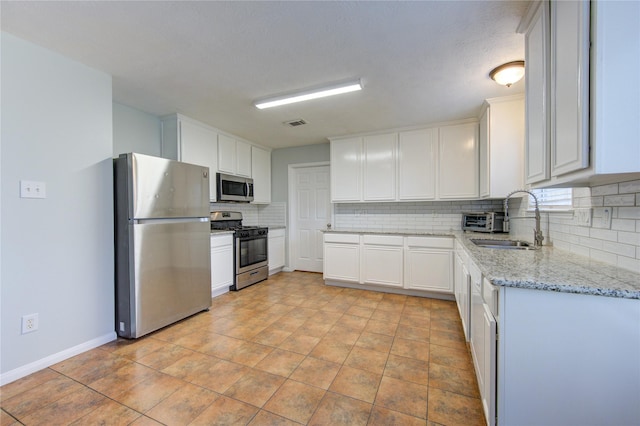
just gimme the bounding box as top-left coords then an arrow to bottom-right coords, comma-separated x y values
504,189 -> 544,247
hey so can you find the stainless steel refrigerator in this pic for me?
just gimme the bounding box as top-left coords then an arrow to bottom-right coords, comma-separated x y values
114,153 -> 211,338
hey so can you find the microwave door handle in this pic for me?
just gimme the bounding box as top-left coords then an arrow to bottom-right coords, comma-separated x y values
245,182 -> 249,197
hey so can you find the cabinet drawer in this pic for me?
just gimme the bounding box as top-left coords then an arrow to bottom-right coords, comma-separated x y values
269,228 -> 285,238
363,235 -> 403,246
211,234 -> 233,248
324,233 -> 360,244
406,236 -> 454,249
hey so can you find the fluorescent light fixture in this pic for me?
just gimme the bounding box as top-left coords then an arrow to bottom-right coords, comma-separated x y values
254,79 -> 362,109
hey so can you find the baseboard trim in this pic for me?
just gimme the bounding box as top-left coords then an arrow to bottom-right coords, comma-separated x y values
324,279 -> 455,300
211,285 -> 230,298
0,331 -> 117,386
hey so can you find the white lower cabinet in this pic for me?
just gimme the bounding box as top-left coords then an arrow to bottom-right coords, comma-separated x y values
454,242 -> 471,341
210,233 -> 234,297
470,275 -> 496,426
323,233 -> 454,295
362,235 -> 403,287
268,228 -> 285,274
404,236 -> 453,292
323,233 -> 360,283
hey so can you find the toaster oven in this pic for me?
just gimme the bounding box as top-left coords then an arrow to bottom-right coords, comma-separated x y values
462,212 -> 506,233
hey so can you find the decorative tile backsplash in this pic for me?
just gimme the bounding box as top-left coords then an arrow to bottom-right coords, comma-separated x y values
510,179 -> 640,273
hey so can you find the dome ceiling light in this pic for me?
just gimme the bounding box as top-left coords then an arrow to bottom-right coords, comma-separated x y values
489,61 -> 525,87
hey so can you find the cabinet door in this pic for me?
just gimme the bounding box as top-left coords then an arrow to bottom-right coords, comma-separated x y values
398,128 -> 437,200
362,245 -> 403,287
251,146 -> 271,204
405,249 -> 453,292
550,0 -> 590,177
323,243 -> 360,282
363,133 -> 396,201
236,140 -> 252,177
211,235 -> 234,293
481,97 -> 525,198
330,138 -> 362,202
438,123 -> 479,199
480,303 -> 497,426
454,253 -> 471,341
218,134 -> 236,174
180,121 -> 218,201
524,1 -> 550,184
479,108 -> 490,197
268,230 -> 285,272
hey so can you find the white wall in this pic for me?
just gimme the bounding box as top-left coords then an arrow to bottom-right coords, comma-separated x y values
112,102 -> 161,157
0,33 -> 116,383
271,144 -> 330,202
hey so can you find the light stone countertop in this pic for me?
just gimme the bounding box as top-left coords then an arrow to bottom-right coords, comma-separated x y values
210,230 -> 235,236
324,228 -> 640,300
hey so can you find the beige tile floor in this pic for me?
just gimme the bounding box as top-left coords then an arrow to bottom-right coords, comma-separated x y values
1,271 -> 485,425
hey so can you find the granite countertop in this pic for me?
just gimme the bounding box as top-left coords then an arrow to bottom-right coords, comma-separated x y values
324,228 -> 640,300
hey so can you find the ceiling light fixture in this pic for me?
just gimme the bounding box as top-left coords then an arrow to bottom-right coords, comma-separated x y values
489,61 -> 525,87
254,79 -> 362,109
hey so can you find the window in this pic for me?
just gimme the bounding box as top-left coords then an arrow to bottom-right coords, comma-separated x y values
529,188 -> 573,210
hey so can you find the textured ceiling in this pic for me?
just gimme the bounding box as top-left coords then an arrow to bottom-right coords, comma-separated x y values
1,1 -> 529,149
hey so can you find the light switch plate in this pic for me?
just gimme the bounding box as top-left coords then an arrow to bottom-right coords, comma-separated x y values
20,180 -> 46,199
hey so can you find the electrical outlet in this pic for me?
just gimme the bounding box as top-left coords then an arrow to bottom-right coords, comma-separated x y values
22,313 -> 39,334
20,180 -> 47,199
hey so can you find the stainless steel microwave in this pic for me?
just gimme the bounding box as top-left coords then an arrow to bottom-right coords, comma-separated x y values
216,173 -> 254,203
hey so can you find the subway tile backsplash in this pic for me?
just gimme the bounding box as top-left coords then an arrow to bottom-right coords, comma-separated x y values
510,178 -> 640,273
333,200 -> 505,232
209,201 -> 286,227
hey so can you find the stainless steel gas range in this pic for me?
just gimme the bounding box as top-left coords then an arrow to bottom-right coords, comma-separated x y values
210,211 -> 268,290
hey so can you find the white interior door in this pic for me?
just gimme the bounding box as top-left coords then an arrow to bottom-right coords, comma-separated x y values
289,164 -> 331,273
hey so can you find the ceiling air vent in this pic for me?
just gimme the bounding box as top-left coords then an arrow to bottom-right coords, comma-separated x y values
283,119 -> 307,127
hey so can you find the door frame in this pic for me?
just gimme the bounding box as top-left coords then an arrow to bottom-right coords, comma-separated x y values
287,161 -> 332,272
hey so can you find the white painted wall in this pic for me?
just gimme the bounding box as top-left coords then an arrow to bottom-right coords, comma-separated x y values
0,33 -> 116,383
112,102 -> 161,157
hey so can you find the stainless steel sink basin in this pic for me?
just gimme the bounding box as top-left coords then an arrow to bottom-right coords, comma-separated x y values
471,239 -> 537,250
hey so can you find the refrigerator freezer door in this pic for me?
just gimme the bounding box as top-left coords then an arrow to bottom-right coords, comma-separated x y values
117,220 -> 212,338
130,153 -> 210,219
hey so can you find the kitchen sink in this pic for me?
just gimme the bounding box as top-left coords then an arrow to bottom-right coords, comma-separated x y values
470,239 -> 537,250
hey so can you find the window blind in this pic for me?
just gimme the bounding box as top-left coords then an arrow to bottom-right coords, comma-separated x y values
530,188 -> 573,210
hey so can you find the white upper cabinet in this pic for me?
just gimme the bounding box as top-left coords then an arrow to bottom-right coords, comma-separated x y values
522,0 -> 550,184
330,137 -> 362,202
398,128 -> 437,200
218,134 -> 252,177
479,96 -> 525,198
161,114 -> 218,201
520,0 -> 640,187
251,145 -> 271,204
236,140 -> 252,177
438,122 -> 479,199
549,0 -> 590,177
591,0 -> 640,176
330,121 -> 479,202
363,133 -> 397,201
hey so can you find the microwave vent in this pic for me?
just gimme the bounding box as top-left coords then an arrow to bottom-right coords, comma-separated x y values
284,119 -> 307,127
